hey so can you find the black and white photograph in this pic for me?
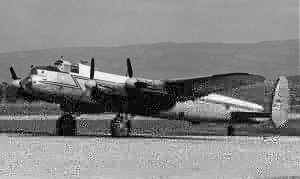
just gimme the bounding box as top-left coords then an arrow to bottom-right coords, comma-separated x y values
0,0 -> 299,178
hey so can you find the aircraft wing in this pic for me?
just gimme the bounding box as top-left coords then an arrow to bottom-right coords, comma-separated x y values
163,73 -> 266,100
119,72 -> 265,102
91,73 -> 267,114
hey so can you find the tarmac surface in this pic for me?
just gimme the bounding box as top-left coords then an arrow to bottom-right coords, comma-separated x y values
1,114 -> 300,136
0,135 -> 299,179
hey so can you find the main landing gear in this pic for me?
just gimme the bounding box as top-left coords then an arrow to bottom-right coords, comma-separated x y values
56,114 -> 76,136
227,125 -> 234,136
110,113 -> 131,137
56,112 -> 131,137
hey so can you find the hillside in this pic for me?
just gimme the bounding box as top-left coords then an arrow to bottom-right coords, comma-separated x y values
0,39 -> 298,82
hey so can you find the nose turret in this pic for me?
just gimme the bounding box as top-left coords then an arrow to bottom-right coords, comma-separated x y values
9,66 -> 22,89
20,76 -> 32,91
11,79 -> 21,88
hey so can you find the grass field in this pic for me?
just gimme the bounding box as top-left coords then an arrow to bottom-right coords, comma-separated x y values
0,103 -> 61,115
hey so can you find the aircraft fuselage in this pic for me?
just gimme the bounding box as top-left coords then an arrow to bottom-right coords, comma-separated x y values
20,63 -> 265,124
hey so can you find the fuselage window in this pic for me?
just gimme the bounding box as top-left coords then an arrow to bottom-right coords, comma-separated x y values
71,65 -> 79,73
64,64 -> 71,73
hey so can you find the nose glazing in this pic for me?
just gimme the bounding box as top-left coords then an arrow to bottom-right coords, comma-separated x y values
20,76 -> 32,90
11,79 -> 21,88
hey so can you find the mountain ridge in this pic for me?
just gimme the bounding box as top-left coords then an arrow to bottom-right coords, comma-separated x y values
0,39 -> 298,82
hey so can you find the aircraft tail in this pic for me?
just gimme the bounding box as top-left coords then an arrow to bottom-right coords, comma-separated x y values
271,76 -> 289,128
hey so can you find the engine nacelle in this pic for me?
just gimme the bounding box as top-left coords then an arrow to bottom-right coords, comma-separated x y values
125,78 -> 138,88
85,79 -> 97,89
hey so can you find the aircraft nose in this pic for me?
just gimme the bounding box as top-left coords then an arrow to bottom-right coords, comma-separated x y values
11,79 -> 21,88
20,76 -> 32,91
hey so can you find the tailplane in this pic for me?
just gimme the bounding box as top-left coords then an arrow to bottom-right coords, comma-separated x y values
271,76 -> 289,128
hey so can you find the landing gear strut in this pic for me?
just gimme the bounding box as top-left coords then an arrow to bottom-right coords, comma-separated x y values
110,114 -> 131,137
56,114 -> 76,136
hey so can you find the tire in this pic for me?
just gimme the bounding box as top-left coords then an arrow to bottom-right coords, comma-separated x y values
56,114 -> 76,136
227,125 -> 234,136
111,118 -> 130,137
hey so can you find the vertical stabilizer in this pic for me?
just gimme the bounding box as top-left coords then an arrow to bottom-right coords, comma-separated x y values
271,76 -> 289,128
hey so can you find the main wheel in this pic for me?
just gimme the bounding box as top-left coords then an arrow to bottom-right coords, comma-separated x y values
111,116 -> 131,137
227,125 -> 234,136
56,114 -> 76,136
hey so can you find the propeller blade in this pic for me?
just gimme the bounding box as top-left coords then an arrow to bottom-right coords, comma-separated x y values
90,58 -> 95,79
10,66 -> 19,80
126,58 -> 133,78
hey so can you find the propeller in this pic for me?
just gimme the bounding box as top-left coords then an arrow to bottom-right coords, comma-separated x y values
126,58 -> 133,78
90,57 -> 95,79
124,58 -> 138,88
125,57 -> 148,89
8,66 -> 28,101
7,66 -> 39,102
9,66 -> 22,89
84,57 -> 97,98
10,66 -> 19,80
124,58 -> 161,91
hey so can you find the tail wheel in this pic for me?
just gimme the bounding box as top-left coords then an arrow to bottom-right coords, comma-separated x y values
111,116 -> 131,137
56,114 -> 76,136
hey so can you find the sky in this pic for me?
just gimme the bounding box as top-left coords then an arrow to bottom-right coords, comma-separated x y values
0,0 -> 298,53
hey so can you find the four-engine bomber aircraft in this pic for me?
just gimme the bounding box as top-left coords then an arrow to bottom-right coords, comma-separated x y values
9,57 -> 289,137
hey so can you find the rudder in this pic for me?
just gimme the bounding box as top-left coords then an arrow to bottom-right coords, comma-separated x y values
271,76 -> 289,128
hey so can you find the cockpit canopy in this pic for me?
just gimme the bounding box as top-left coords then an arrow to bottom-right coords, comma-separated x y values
54,59 -> 79,73
30,58 -> 79,75
54,60 -> 64,66
30,66 -> 60,75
